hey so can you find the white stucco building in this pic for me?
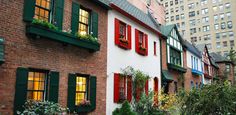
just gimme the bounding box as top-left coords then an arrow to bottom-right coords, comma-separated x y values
106,0 -> 162,114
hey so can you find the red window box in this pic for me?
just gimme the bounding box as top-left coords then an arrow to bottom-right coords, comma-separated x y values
114,73 -> 132,103
135,29 -> 148,56
114,18 -> 132,50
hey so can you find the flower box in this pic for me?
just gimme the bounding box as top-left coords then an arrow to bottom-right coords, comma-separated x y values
26,24 -> 100,52
167,63 -> 187,73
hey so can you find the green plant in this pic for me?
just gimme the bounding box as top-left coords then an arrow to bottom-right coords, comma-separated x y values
112,101 -> 136,115
32,19 -> 58,30
133,92 -> 165,115
75,33 -> 98,43
178,81 -> 236,115
17,100 -> 68,115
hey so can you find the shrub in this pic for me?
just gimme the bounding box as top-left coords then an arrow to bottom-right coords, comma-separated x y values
17,100 -> 68,115
32,19 -> 58,30
112,101 -> 136,115
179,82 -> 236,114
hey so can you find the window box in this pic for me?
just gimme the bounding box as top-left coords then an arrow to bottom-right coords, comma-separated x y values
115,18 -> 132,50
26,24 -> 100,52
0,38 -> 4,64
191,69 -> 202,76
167,63 -> 187,73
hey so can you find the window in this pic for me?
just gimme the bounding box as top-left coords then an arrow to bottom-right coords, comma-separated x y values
181,22 -> 185,28
171,8 -> 174,14
222,32 -> 227,38
114,18 -> 131,49
189,11 -> 195,17
34,0 -> 52,22
221,22 -> 226,29
226,12 -> 231,19
204,34 -> 211,41
165,10 -> 169,15
171,16 -> 174,21
216,42 -> 221,48
223,41 -> 227,47
170,48 -> 181,65
214,24 -> 219,30
135,29 -> 148,56
223,51 -> 228,57
78,8 -> 90,35
220,13 -> 224,20
203,25 -> 210,32
175,0 -> 178,5
225,3 -> 230,9
227,21 -> 232,29
201,8 -> 208,15
206,43 -> 212,49
216,33 -> 220,39
202,17 -> 209,23
212,0 -> 217,3
229,31 -> 234,38
214,15 -> 218,22
191,37 -> 197,42
225,64 -> 230,72
170,1 -> 173,6
230,40 -> 235,47
212,6 -> 217,12
27,71 -> 47,101
219,4 -> 224,11
75,76 -> 88,105
176,15 -> 179,20
188,3 -> 195,9
175,7 -> 179,12
201,0 -> 207,5
181,14 -> 185,19
180,6 -> 184,11
165,2 -> 168,7
190,19 -> 196,26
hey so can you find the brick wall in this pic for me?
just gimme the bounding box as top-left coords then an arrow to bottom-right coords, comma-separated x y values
0,0 -> 107,114
217,63 -> 235,84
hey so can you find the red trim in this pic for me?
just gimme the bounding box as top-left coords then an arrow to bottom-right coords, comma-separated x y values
145,80 -> 149,95
110,3 -> 162,37
135,29 -> 148,56
145,34 -> 148,56
124,76 -> 127,99
154,41 -> 157,56
127,77 -> 132,102
115,18 -> 120,45
114,73 -> 120,103
127,25 -> 132,49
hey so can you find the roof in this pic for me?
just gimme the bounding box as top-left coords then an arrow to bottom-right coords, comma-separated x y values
162,70 -> 174,82
184,40 -> 201,58
92,0 -> 110,9
210,57 -> 219,68
195,44 -> 206,53
160,24 -> 186,47
109,0 -> 160,33
210,52 -> 232,63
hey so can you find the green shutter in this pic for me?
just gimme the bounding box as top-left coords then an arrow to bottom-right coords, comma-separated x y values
48,71 -> 59,103
0,38 -> 4,64
54,0 -> 64,30
91,11 -> 98,38
23,0 -> 36,22
90,76 -> 97,111
67,73 -> 76,112
14,67 -> 29,114
71,2 -> 80,35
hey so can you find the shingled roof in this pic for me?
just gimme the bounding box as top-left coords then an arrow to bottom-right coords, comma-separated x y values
184,40 -> 201,58
210,52 -> 231,63
109,0 -> 161,33
195,44 -> 206,53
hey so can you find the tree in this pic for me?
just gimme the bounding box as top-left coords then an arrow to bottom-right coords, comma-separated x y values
227,48 -> 236,64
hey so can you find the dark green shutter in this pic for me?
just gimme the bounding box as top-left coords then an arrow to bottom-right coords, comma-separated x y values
67,73 -> 76,112
90,76 -> 97,111
71,2 -> 80,34
91,11 -> 98,38
48,71 -> 59,103
54,0 -> 64,30
0,38 -> 4,64
14,67 -> 29,114
23,0 -> 36,22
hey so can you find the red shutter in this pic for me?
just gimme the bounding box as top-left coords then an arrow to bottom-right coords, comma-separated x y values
127,25 -> 132,49
114,73 -> 120,103
145,80 -> 149,96
124,76 -> 126,99
115,18 -> 120,45
154,42 -> 156,55
127,77 -> 132,102
135,29 -> 139,53
154,78 -> 158,92
145,34 -> 148,56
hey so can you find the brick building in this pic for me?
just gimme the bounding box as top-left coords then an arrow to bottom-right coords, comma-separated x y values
0,0 -> 109,114
160,24 -> 187,93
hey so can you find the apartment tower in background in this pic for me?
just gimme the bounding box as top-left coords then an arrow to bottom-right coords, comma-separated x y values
160,0 -> 236,57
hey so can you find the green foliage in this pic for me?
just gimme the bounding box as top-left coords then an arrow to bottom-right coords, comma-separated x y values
112,101 -> 136,115
227,49 -> 236,64
133,92 -> 165,115
75,33 -> 98,43
32,19 -> 58,30
178,82 -> 236,115
17,100 -> 68,115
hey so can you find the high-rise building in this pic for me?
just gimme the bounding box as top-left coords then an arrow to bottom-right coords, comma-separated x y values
160,0 -> 236,57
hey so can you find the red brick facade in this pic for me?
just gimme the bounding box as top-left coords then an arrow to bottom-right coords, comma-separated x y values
217,62 -> 235,84
0,0 -> 107,114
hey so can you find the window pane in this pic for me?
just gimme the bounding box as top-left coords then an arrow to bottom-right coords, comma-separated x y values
75,76 -> 87,105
